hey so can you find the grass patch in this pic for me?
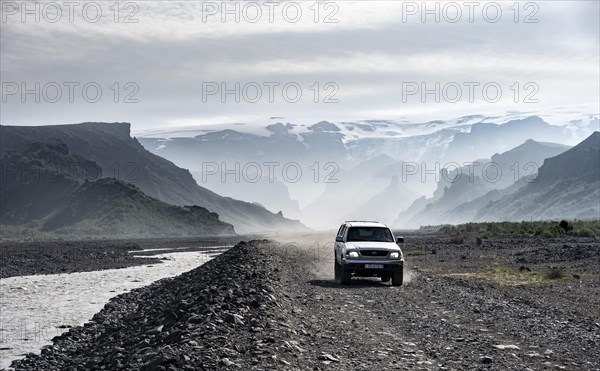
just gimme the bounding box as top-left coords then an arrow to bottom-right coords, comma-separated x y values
407,250 -> 427,256
571,227 -> 597,237
444,262 -> 573,286
485,263 -> 546,285
428,219 -> 600,239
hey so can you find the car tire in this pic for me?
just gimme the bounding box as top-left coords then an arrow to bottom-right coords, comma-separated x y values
391,267 -> 404,286
381,275 -> 391,283
334,259 -> 341,282
340,265 -> 352,285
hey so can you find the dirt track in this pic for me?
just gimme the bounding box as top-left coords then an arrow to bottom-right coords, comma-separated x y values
9,234 -> 600,370
271,233 -> 600,370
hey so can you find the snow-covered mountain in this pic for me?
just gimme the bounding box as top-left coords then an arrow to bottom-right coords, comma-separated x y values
135,112 -> 598,228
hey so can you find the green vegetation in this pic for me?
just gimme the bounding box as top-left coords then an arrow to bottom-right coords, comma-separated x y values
429,219 -> 600,239
571,227 -> 597,237
406,250 -> 427,256
485,262 -> 546,285
445,262 -> 573,286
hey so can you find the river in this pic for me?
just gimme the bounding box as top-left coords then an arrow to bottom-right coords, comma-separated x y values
0,246 -> 230,369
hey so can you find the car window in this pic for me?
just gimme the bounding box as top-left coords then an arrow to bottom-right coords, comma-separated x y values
336,225 -> 344,236
346,227 -> 393,242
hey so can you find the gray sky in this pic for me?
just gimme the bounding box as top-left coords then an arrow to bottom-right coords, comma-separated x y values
1,1 -> 599,130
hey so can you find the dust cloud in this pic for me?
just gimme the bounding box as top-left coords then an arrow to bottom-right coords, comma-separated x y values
270,232 -> 414,284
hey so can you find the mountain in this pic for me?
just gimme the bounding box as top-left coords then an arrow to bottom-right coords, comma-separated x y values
132,114 -> 597,228
137,115 -> 597,210
394,139 -> 572,227
441,117 -> 569,164
301,156 -> 401,228
191,170 -> 302,220
0,123 -> 307,234
476,132 -> 600,221
345,175 -> 417,226
136,120 -> 470,210
0,140 -> 234,238
535,133 -> 600,185
345,127 -> 464,166
138,121 -> 348,210
138,121 -> 348,169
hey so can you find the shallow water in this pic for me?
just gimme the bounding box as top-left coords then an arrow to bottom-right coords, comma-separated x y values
0,247 -> 229,369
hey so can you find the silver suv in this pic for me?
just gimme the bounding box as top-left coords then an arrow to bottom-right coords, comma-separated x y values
334,221 -> 404,286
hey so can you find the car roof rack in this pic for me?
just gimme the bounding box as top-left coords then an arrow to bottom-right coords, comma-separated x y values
344,220 -> 382,223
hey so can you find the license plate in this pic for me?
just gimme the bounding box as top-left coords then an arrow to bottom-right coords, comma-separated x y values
365,264 -> 384,269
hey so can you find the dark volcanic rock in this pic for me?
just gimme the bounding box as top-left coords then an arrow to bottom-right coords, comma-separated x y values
10,234 -> 600,370
0,240 -> 159,278
0,236 -> 242,278
11,240 -> 284,370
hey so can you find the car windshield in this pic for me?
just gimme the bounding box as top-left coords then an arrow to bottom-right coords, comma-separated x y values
346,227 -> 393,242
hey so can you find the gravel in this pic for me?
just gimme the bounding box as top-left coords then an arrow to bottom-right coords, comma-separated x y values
0,236 -> 245,278
10,234 -> 600,370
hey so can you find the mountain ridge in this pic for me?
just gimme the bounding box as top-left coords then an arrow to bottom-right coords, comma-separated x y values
0,140 -> 235,238
475,131 -> 600,222
0,123 -> 308,234
394,138 -> 575,227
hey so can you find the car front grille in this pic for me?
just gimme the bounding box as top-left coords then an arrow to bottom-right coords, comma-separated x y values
359,250 -> 389,257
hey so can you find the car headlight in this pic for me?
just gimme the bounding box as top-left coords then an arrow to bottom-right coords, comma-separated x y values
389,252 -> 400,259
346,251 -> 359,258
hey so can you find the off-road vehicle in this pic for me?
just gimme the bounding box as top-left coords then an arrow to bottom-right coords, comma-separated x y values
334,221 -> 404,286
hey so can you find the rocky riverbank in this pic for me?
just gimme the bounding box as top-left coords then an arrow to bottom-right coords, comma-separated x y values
0,236 -> 244,278
10,240 -> 289,370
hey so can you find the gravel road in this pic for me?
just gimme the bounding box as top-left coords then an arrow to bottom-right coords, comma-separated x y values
9,234 -> 600,370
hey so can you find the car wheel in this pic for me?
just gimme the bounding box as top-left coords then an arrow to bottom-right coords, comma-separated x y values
391,267 -> 404,286
334,259 -> 341,282
340,266 -> 352,285
381,275 -> 391,283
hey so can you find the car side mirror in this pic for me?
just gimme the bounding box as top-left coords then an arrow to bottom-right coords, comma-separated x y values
396,237 -> 405,244
335,236 -> 344,242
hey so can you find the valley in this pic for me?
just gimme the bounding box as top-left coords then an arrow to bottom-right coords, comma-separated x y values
3,2 -> 599,370
135,115 -> 599,229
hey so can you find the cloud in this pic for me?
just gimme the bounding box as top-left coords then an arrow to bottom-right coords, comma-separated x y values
1,1 -> 598,129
